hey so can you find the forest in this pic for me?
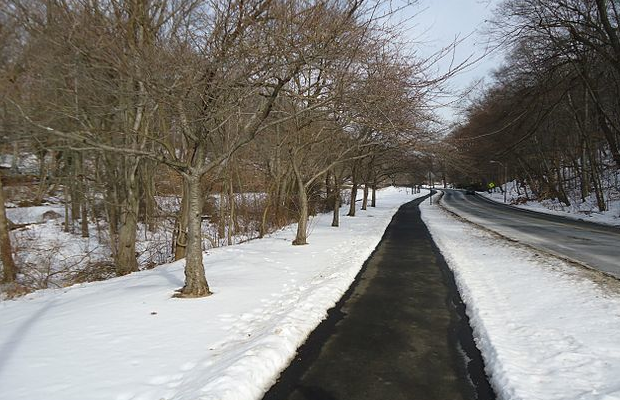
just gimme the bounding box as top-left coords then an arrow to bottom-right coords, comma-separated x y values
447,0 -> 620,212
0,0 -> 441,298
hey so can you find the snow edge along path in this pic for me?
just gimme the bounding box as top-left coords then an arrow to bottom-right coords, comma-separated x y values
421,193 -> 620,400
0,187 -> 425,400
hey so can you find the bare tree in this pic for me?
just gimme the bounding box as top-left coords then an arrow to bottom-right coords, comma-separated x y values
0,175 -> 17,283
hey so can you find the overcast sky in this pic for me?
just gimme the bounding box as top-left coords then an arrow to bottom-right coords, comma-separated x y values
401,0 -> 503,124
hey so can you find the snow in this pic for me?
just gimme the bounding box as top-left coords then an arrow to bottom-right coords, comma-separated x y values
0,154 -> 39,174
0,187 -> 426,400
12,220 -> 111,289
421,192 -> 620,400
5,204 -> 65,225
6,198 -> 262,290
480,181 -> 620,227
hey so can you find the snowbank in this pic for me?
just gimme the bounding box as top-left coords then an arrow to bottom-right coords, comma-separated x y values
5,205 -> 65,225
0,187 -> 425,400
481,181 -> 620,227
421,193 -> 620,400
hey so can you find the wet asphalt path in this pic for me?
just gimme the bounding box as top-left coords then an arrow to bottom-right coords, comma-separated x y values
262,196 -> 495,400
441,189 -> 620,278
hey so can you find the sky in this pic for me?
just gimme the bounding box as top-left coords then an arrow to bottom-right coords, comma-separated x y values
401,0 -> 504,124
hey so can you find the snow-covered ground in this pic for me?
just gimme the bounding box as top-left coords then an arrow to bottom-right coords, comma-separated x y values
4,193 -> 267,291
480,181 -> 620,227
5,187 -> 618,400
0,187 -> 425,400
422,193 -> 620,400
5,204 -> 65,225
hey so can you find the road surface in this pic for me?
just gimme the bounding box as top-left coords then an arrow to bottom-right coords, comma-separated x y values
440,189 -> 620,278
262,196 -> 495,400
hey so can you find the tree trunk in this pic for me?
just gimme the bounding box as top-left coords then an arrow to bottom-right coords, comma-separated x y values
218,185 -> 225,242
588,146 -> 606,211
80,193 -> 89,238
331,173 -> 341,227
35,149 -> 48,205
174,180 -> 189,260
361,183 -> 369,210
77,153 -> 89,238
596,110 -> 620,168
141,161 -> 157,232
579,141 -> 589,202
227,175 -> 235,246
275,176 -> 291,227
371,179 -> 377,207
347,163 -> 358,217
69,153 -> 80,227
325,171 -> 333,211
116,174 -> 140,275
292,158 -> 309,245
63,185 -> 71,233
555,164 -> 570,207
0,177 -> 17,283
176,173 -> 211,297
259,200 -> 270,238
11,142 -> 19,173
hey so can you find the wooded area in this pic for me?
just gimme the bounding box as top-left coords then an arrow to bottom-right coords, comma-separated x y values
0,0 -> 442,297
447,0 -> 620,210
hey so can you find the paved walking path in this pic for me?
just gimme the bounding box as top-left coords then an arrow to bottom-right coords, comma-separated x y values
262,196 -> 495,400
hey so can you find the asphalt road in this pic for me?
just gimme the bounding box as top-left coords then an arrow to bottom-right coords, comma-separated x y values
440,189 -> 620,278
262,196 -> 495,400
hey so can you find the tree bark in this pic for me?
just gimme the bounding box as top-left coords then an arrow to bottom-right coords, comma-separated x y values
596,109 -> 620,168
77,153 -> 89,238
331,173 -> 341,227
141,160 -> 157,232
35,148 -> 48,205
0,177 -> 17,283
176,173 -> 211,297
587,141 -> 606,211
11,142 -> 19,173
217,184 -> 226,242
69,153 -> 80,226
174,179 -> 189,260
361,183 -> 369,210
292,157 -> 309,245
371,182 -> 377,207
579,139 -> 590,202
63,184 -> 71,233
259,199 -> 270,238
227,174 -> 235,246
116,170 -> 140,275
325,171 -> 333,211
347,163 -> 358,217
80,192 -> 89,238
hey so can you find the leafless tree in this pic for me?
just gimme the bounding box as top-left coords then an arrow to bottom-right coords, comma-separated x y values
0,175 -> 17,283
